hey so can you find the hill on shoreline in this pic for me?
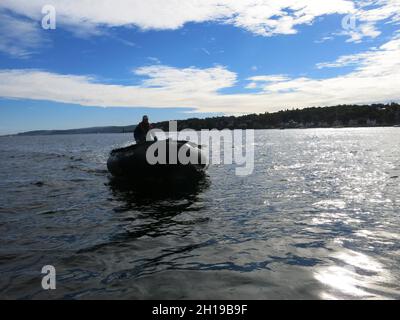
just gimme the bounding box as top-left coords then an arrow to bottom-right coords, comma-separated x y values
16,125 -> 136,136
14,103 -> 400,136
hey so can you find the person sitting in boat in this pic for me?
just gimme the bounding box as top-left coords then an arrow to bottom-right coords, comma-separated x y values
134,115 -> 156,143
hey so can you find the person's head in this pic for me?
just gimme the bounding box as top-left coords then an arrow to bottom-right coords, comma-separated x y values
142,115 -> 149,123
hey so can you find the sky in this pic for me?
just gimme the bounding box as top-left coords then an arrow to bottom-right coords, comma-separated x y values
0,0 -> 400,134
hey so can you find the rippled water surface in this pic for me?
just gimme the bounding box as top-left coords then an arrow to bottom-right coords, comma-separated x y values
0,128 -> 399,299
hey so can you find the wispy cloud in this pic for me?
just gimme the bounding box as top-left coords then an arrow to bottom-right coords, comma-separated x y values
248,75 -> 290,82
316,34 -> 400,71
147,57 -> 161,64
201,48 -> 211,56
336,0 -> 400,43
0,10 -> 46,58
316,51 -> 377,69
314,36 -> 334,44
245,75 -> 290,89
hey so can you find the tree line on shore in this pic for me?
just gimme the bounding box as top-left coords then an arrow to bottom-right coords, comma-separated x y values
154,103 -> 400,131
15,103 -> 400,136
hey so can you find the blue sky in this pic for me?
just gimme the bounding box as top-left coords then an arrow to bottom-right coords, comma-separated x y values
0,1 -> 399,134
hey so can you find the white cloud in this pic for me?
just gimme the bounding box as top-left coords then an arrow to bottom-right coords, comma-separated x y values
221,0 -> 356,36
0,65 -> 237,110
1,0 -> 399,52
357,0 -> 400,24
0,36 -> 399,114
134,65 -> 236,92
0,0 -> 355,37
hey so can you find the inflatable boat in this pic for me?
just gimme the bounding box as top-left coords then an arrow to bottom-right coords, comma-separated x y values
107,139 -> 208,180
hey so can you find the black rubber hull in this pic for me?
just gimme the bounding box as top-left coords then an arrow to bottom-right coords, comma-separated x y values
107,140 -> 207,180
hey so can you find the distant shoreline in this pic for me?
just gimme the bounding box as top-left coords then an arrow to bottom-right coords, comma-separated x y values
7,103 -> 400,137
3,125 -> 399,138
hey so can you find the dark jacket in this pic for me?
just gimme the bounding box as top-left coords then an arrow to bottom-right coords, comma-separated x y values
134,121 -> 152,143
